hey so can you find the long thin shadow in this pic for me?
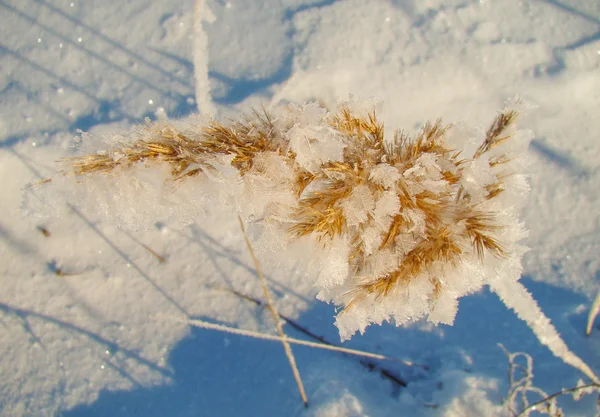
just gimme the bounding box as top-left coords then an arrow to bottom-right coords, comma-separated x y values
187,229 -> 241,292
10,147 -> 58,178
8,308 -> 47,349
564,29 -> 600,51
103,359 -> 144,389
180,228 -> 258,319
149,48 -> 193,73
520,1 -> 599,78
217,288 -> 408,388
209,53 -> 293,104
283,0 -> 338,20
4,80 -> 73,125
1,2 -> 184,101
188,224 -> 312,303
8,147 -> 47,180
530,139 -> 589,177
0,301 -> 172,378
0,43 -> 136,123
31,0 -> 193,89
536,0 -> 600,25
68,204 -> 190,318
145,49 -> 202,119
0,221 -> 38,256
164,224 -> 259,296
0,134 -> 28,148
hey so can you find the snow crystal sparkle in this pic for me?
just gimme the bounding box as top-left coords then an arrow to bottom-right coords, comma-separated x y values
59,99 -> 597,382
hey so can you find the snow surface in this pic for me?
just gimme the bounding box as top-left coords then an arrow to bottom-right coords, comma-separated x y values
1,0 -> 599,415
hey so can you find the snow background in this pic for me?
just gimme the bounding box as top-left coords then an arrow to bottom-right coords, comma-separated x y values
1,0 -> 599,415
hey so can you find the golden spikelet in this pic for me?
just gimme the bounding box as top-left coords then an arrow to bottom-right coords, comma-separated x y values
290,178 -> 353,239
71,153 -> 118,175
68,109 -> 280,178
387,120 -> 451,165
379,214 -> 404,250
463,213 -> 507,260
473,109 -> 518,159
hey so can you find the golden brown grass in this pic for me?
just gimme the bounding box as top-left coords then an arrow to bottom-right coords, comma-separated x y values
66,105 -> 518,314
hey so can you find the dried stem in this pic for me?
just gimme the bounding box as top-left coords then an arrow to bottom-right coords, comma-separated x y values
177,316 -> 409,364
238,216 -> 308,408
516,383 -> 600,417
218,285 -> 426,384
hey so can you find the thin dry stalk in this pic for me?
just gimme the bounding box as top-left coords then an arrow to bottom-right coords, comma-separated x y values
237,216 -> 309,408
178,316 -> 410,364
515,383 -> 600,417
217,285 -> 424,384
25,178 -> 52,188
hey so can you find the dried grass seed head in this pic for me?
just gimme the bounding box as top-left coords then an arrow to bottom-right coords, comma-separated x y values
64,101 -> 525,339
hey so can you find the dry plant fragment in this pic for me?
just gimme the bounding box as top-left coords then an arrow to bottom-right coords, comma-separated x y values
474,109 -> 518,159
217,285 -> 412,386
139,242 -> 166,263
62,104 -> 528,305
500,344 -> 600,417
178,316 -> 406,363
63,104 -> 529,307
37,225 -> 51,237
61,99 -> 598,382
25,178 -> 52,188
238,216 -> 308,408
47,260 -> 84,277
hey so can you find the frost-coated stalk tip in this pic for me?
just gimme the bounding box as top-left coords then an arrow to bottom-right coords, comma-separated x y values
61,99 -> 597,382
586,289 -> 600,336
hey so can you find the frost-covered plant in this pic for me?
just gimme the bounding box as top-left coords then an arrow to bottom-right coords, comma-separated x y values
500,344 -> 600,417
501,345 -> 563,417
58,99 -> 597,382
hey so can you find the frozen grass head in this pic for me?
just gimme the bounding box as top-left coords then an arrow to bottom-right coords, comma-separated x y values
62,99 -> 597,382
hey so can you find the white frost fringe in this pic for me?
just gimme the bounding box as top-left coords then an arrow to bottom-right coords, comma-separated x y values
586,289 -> 600,336
193,0 -> 215,117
